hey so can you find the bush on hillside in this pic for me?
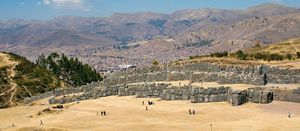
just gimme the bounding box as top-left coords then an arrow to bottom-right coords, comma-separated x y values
297,52 -> 300,58
210,51 -> 228,57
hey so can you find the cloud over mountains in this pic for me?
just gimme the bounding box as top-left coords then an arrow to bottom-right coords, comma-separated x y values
42,0 -> 89,11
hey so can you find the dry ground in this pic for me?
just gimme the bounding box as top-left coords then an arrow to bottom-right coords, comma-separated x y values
0,96 -> 300,131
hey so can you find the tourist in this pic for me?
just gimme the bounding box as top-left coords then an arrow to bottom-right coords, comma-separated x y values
189,109 -> 192,115
142,101 -> 144,105
146,106 -> 148,111
40,120 -> 44,126
101,111 -> 103,116
288,112 -> 291,118
192,109 -> 195,115
104,111 -> 106,116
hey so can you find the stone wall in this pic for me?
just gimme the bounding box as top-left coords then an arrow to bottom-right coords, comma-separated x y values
269,87 -> 300,103
47,82 -> 276,107
161,86 -> 229,103
105,62 -> 300,86
23,82 -> 101,104
24,62 -> 300,105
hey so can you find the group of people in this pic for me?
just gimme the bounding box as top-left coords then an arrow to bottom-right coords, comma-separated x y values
188,109 -> 196,115
142,100 -> 155,111
97,111 -> 107,116
142,100 -> 154,106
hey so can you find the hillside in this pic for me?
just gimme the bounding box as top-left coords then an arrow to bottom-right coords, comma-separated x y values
173,38 -> 300,69
0,52 -> 65,108
246,38 -> 300,55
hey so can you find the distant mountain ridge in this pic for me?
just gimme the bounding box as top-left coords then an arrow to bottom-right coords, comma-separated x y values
0,3 -> 300,68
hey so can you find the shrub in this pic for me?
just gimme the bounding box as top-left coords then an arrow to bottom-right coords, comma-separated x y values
152,60 -> 159,66
286,54 -> 293,60
210,51 -> 228,57
235,50 -> 248,60
269,53 -> 284,61
297,52 -> 300,58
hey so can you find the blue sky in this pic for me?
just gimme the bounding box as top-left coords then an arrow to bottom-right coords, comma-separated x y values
1,0 -> 300,20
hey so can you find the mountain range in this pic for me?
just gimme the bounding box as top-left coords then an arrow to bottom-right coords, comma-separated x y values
0,3 -> 300,69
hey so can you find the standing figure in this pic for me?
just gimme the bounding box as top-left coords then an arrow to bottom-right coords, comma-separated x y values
192,109 -> 195,115
146,106 -> 148,111
12,122 -> 15,127
104,111 -> 106,116
288,112 -> 291,118
189,109 -> 192,115
40,120 -> 44,126
142,101 -> 144,105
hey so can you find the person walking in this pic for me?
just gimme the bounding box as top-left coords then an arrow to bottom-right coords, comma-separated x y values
40,120 -> 44,126
288,112 -> 291,118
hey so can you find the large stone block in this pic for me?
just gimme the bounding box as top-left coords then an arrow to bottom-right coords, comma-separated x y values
190,95 -> 198,103
197,94 -> 204,103
286,94 -> 300,103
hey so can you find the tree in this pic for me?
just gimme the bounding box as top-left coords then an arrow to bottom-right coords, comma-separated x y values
235,50 -> 248,60
36,53 -> 102,87
269,53 -> 284,61
152,60 -> 159,66
297,52 -> 300,58
210,52 -> 228,57
286,54 -> 293,60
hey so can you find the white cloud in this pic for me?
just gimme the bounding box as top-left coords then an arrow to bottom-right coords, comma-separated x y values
42,0 -> 89,10
271,0 -> 282,3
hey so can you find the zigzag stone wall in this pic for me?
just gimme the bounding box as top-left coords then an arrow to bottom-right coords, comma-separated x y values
24,62 -> 300,106
47,83 -> 275,106
105,63 -> 300,85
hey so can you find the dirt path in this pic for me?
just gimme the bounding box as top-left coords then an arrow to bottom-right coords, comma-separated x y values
8,64 -> 18,105
22,86 -> 33,97
0,53 -> 19,105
